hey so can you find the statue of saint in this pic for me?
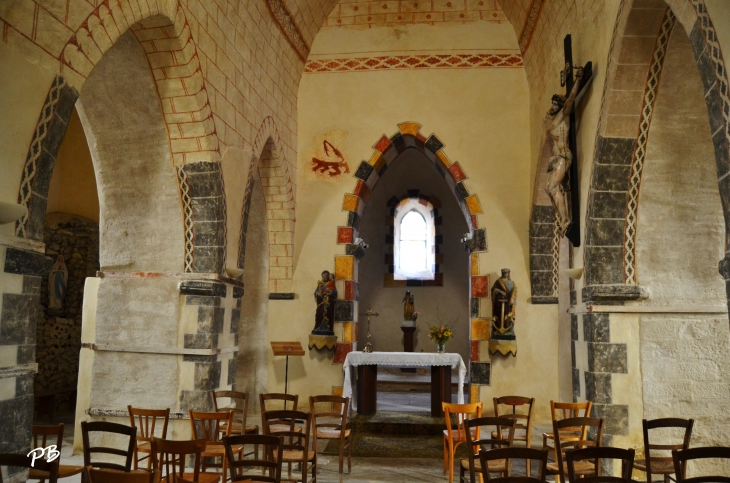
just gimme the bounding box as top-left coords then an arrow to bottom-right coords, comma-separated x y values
489,268 -> 517,357
48,255 -> 68,310
403,290 -> 415,321
313,270 -> 337,335
545,66 -> 584,235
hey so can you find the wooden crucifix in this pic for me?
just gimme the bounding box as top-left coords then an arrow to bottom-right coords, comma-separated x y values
544,34 -> 592,246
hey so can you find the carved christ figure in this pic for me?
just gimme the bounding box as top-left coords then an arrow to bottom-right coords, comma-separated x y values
544,66 -> 584,235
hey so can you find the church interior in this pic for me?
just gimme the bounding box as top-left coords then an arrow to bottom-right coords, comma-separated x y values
2,0 -> 730,480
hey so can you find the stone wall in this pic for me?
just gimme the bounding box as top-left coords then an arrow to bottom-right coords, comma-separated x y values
35,213 -> 99,415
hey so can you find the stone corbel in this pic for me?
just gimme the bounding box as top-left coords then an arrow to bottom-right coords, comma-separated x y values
581,284 -> 650,303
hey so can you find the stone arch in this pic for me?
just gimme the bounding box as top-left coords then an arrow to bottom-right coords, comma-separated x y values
240,117 -> 297,294
14,3 -> 226,274
331,122 -> 492,399
582,0 -> 730,303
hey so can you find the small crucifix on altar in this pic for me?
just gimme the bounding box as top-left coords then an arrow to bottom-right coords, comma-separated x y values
360,304 -> 379,353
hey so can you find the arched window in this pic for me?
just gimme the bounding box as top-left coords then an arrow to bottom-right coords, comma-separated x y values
394,201 -> 435,280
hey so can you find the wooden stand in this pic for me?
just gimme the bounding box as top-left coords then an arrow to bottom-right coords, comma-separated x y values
400,326 -> 416,373
270,341 -> 305,400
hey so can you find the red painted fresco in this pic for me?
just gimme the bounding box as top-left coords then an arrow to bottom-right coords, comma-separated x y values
471,275 -> 489,298
312,140 -> 350,178
333,343 -> 353,364
471,340 -> 480,361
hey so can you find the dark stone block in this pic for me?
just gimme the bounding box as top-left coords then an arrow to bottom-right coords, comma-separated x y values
22,276 -> 41,295
180,281 -> 227,297
187,172 -> 221,199
191,196 -> 225,222
233,287 -> 244,298
571,341 -> 576,368
354,161 -> 374,181
43,112 -> 70,161
406,279 -> 423,287
1,294 -> 36,345
15,374 -> 33,396
587,343 -> 627,373
582,284 -> 647,302
583,313 -> 610,342
530,222 -> 553,238
184,333 -> 215,349
17,345 -> 35,364
472,229 -> 486,251
689,23 -> 705,66
268,293 -> 295,300
585,371 -> 612,404
570,290 -> 577,306
571,315 -> 578,341
54,82 -> 79,127
4,248 -> 52,277
33,148 -> 56,200
231,309 -> 241,334
0,395 -> 33,458
532,205 -> 554,224
471,362 -> 490,385
389,133 -> 405,151
712,126 -> 730,181
531,296 -> 558,304
470,298 -> 480,318
227,357 -> 237,385
194,361 -> 222,390
186,295 -> 221,306
584,247 -> 624,285
334,300 -> 354,321
180,390 -> 214,412
198,306 -> 225,334
572,368 -> 580,398
385,234 -> 394,244
425,135 -> 444,154
192,246 -> 225,273
530,254 -> 553,272
455,182 -> 469,200
531,271 -> 553,297
593,164 -> 631,192
530,236 -> 553,255
185,161 -> 221,174
346,243 -> 367,260
592,404 -> 629,435
193,220 -> 226,247
592,191 -> 628,219
595,136 -> 635,166
434,234 -> 443,245
182,354 -> 216,363
25,193 -> 49,241
696,42 -> 717,93
347,211 -> 360,230
407,189 -> 420,199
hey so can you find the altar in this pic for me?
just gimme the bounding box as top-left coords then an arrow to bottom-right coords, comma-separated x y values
342,352 -> 466,417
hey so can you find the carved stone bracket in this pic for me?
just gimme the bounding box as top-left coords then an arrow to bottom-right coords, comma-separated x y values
581,284 -> 649,304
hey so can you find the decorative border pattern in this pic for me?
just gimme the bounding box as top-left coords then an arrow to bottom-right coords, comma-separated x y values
15,76 -> 68,239
551,215 -> 560,298
177,166 -> 195,273
264,0 -> 310,62
304,54 -> 523,73
623,9 -> 676,285
518,0 -> 544,53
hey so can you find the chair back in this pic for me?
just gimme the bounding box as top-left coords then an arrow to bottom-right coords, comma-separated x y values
259,393 -> 298,412
151,438 -> 206,483
672,446 -> 730,483
443,402 -> 483,444
0,454 -> 58,483
188,410 -> 233,445
642,418 -> 694,482
566,447 -> 635,483
86,467 -> 161,483
262,410 -> 311,453
553,417 -> 604,483
550,401 -> 593,439
211,391 -> 249,435
223,435 -> 283,483
479,447 -> 548,483
465,417 -> 516,483
128,407 -> 169,469
493,396 -> 535,444
33,424 -> 65,453
309,395 -> 349,443
81,421 -> 137,472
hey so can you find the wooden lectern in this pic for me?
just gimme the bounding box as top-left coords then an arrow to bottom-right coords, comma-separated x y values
271,341 -> 305,396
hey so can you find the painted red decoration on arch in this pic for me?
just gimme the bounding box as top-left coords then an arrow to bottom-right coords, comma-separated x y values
471,275 -> 489,298
312,140 -> 350,178
354,180 -> 371,202
448,162 -> 467,182
333,343 -> 352,364
345,280 -> 357,300
470,340 -> 480,361
374,136 -> 392,152
337,227 -> 354,244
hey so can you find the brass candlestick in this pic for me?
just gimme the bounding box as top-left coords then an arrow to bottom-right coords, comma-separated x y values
359,304 -> 379,353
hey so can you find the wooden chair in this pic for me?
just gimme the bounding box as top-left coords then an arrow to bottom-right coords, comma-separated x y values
478,447 -> 548,483
128,407 -> 170,470
309,395 -> 351,476
542,401 -> 592,461
29,424 -> 84,482
211,391 -> 259,438
223,435 -> 283,483
460,416 -> 515,483
189,410 -> 242,483
86,467 -> 161,483
259,394 -> 300,433
672,446 -> 730,483
261,410 -> 316,483
635,418 -> 694,483
493,397 -> 535,476
81,421 -> 137,472
151,438 -> 218,483
567,447 -> 635,483
0,454 -> 58,483
546,417 -> 604,483
443,402 -> 483,483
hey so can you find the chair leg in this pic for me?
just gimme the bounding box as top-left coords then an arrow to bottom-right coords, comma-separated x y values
347,435 -> 352,474
448,440 -> 456,483
444,438 -> 449,474
339,437 -> 345,475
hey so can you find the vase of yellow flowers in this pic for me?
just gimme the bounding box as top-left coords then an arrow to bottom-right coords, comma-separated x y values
428,324 -> 453,353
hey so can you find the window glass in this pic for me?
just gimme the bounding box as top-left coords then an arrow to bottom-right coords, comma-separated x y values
399,211 -> 427,272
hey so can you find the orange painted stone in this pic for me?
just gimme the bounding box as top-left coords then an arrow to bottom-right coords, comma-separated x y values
342,194 -> 360,212
465,194 -> 482,214
471,318 -> 490,340
335,255 -> 355,280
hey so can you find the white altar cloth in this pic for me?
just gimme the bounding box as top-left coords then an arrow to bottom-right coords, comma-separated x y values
342,352 -> 466,407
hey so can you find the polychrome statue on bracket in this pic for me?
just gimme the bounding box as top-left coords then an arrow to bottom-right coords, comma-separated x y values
403,290 -> 415,321
489,268 -> 517,357
309,270 -> 338,351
